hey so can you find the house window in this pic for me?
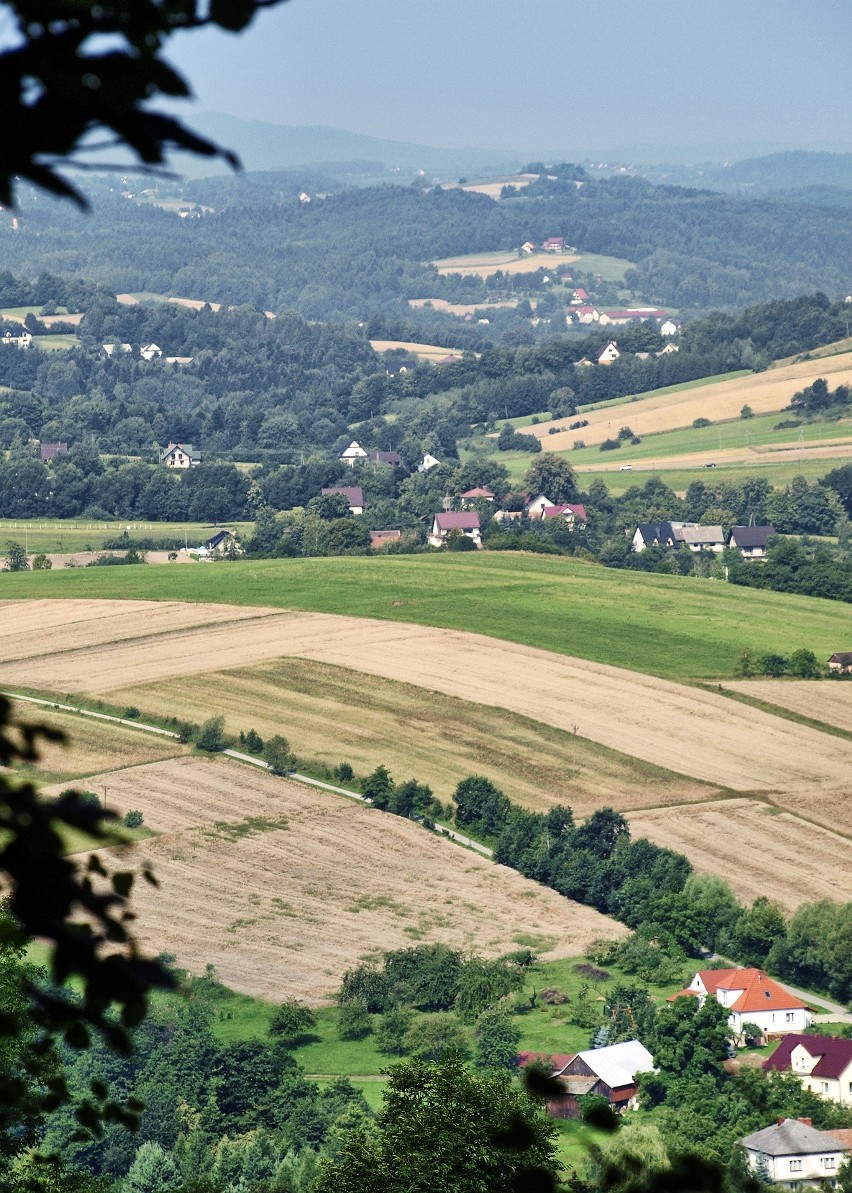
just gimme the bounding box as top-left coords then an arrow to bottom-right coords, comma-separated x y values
822,1082 -> 829,1093
786,1013 -> 795,1022
822,1157 -> 836,1169
789,1161 -> 802,1172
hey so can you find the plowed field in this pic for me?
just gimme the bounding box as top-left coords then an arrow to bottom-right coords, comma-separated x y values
88,757 -> 625,1000
628,799 -> 852,911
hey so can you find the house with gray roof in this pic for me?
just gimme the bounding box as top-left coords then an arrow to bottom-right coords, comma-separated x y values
740,1117 -> 848,1187
728,524 -> 776,558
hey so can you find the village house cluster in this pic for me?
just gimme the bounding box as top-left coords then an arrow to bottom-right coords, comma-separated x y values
632,521 -> 777,559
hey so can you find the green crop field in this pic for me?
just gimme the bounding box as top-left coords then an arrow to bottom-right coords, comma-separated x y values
574,457 -> 842,495
0,518 -> 253,553
1,553 -> 847,681
32,334 -> 81,351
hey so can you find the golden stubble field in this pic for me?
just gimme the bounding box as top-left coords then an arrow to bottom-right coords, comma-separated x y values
73,756 -> 626,1001
1,601 -> 850,811
103,659 -> 720,816
431,250 -> 580,278
727,679 -> 852,734
532,352 -> 852,451
628,799 -> 852,914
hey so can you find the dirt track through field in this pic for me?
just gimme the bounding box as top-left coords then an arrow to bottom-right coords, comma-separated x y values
1,601 -> 849,805
628,799 -> 852,911
87,756 -> 625,1000
533,352 -> 852,450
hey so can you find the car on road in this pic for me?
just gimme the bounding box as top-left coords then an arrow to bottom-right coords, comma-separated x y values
619,464 -> 633,470
703,462 -> 717,468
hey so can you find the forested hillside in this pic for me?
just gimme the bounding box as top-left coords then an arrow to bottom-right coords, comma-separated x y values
4,167 -> 851,323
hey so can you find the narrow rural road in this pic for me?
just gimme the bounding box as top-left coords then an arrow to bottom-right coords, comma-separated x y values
4,690 -> 492,856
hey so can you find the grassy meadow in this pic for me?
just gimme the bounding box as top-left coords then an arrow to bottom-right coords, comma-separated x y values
1,552 -> 848,681
0,519 -> 253,553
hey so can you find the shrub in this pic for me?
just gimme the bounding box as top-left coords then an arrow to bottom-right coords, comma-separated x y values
787,648 -> 822,678
31,553 -> 52,570
336,762 -> 354,782
263,735 -> 294,775
402,1013 -> 468,1063
616,426 -> 635,441
269,999 -> 317,1046
338,999 -> 372,1040
123,810 -> 144,828
244,728 -> 264,754
375,1007 -> 413,1056
197,715 -> 226,752
740,404 -> 754,419
599,438 -> 621,452
735,648 -> 759,678
123,707 -> 140,719
692,418 -> 712,428
759,653 -> 788,677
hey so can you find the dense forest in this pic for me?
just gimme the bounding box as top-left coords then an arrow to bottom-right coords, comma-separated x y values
4,165 -> 851,325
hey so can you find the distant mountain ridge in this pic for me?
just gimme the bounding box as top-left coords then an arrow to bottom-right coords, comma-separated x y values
719,150 -> 852,191
178,112 -> 525,178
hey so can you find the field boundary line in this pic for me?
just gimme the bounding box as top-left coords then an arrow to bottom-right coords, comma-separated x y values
2,690 -> 492,857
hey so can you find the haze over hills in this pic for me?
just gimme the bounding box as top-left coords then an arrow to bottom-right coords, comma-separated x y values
175,112 -> 526,178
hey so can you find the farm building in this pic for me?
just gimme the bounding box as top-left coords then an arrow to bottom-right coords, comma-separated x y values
198,530 -> 240,557
140,343 -> 163,361
542,236 -> 565,252
828,652 -> 852,674
728,525 -> 776,558
764,1035 -> 852,1107
321,486 -> 366,515
597,341 -> 620,365
531,1041 -> 655,1120
632,522 -> 681,551
460,486 -> 495,503
1,328 -> 33,349
101,342 -> 132,358
680,525 -> 725,552
159,443 -> 201,469
369,530 -> 402,549
429,511 -> 481,548
418,452 -> 442,472
740,1118 -> 848,1188
368,450 -> 403,467
669,969 -> 811,1040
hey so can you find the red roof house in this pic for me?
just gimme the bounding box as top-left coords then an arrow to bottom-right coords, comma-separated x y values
670,969 -> 811,1040
764,1035 -> 852,1105
428,511 -> 481,548
321,486 -> 366,514
541,503 -> 587,527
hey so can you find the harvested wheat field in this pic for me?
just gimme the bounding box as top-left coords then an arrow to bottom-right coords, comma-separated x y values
728,680 -> 852,734
0,601 -> 849,801
533,351 -> 852,451
408,297 -> 519,315
628,799 -> 852,913
103,658 -> 719,815
432,250 -> 580,278
369,339 -> 468,363
11,699 -> 185,783
94,756 -> 625,1001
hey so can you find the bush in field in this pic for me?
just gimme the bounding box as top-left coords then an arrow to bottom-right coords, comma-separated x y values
336,762 -> 354,782
402,1013 -> 469,1063
338,998 -> 372,1040
787,648 -> 822,678
197,715 -> 226,752
123,810 -> 144,828
269,999 -> 317,1046
32,553 -> 52,570
474,1009 -> 520,1070
375,1007 -> 413,1056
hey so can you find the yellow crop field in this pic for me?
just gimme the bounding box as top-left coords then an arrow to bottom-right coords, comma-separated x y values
432,250 -> 579,278
534,351 -> 852,452
369,339 -> 469,362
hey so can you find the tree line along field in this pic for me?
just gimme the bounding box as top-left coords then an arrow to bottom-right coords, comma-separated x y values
1,553 -> 849,681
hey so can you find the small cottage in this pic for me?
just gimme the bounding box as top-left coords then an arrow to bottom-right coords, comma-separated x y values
428,511 -> 481,548
321,486 -> 366,515
828,652 -> 852,674
337,441 -> 368,467
159,443 -> 201,469
764,1035 -> 852,1107
728,525 -> 776,559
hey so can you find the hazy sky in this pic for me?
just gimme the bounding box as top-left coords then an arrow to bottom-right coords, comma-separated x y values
171,0 -> 852,155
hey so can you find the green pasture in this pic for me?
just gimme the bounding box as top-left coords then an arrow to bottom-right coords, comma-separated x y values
575,457 -> 842,496
1,552 -> 848,681
0,518 -> 253,553
32,334 -> 80,351
568,253 -> 635,283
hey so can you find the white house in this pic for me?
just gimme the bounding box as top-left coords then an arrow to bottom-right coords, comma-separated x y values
541,503 -> 587,529
140,343 -> 163,361
660,318 -> 679,336
428,511 -> 481,548
525,493 -> 553,520
321,486 -> 366,515
159,443 -> 201,469
338,440 -> 369,467
670,969 -> 811,1039
418,452 -> 441,472
101,342 -> 132,358
1,328 -> 33,349
680,525 -> 725,553
657,342 -> 680,355
740,1118 -> 848,1188
573,305 -> 600,324
764,1036 -> 852,1107
597,341 -> 620,365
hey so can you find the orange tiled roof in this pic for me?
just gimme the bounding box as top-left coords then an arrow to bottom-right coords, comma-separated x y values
706,968 -> 808,1013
